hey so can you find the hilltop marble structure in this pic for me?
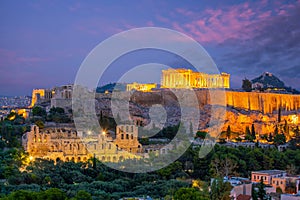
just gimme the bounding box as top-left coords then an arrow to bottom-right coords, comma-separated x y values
126,82 -> 157,92
30,85 -> 73,111
161,68 -> 230,89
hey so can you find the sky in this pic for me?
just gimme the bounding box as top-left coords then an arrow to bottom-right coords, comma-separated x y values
0,0 -> 299,96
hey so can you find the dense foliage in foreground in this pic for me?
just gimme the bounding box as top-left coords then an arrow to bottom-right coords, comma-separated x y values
0,144 -> 300,199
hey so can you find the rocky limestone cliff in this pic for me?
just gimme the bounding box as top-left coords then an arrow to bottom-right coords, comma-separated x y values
94,90 -> 300,136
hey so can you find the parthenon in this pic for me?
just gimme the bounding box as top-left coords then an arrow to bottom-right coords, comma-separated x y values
161,68 -> 230,89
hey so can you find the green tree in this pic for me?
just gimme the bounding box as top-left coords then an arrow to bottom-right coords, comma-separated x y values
34,120 -> 44,129
226,126 -> 231,141
274,133 -> 286,146
75,190 -> 92,200
49,107 -> 65,114
92,154 -> 97,170
252,183 -> 258,200
278,107 -> 281,123
245,126 -> 253,142
174,187 -> 209,200
32,106 -> 46,117
245,126 -> 251,136
196,131 -> 207,139
268,133 -> 273,142
242,78 -> 252,92
251,124 -> 256,139
40,188 -> 67,200
210,178 -> 232,200
257,177 -> 267,200
210,157 -> 237,178
5,190 -> 37,200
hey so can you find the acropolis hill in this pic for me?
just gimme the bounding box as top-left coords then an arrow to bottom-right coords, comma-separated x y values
30,69 -> 300,136
113,89 -> 300,134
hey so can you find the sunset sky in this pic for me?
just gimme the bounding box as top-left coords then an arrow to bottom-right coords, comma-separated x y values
0,0 -> 299,95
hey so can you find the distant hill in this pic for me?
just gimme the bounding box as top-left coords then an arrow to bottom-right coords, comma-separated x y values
96,83 -> 127,93
251,72 -> 299,94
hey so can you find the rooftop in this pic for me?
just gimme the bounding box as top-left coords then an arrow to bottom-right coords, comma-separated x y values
252,170 -> 286,175
237,194 -> 251,200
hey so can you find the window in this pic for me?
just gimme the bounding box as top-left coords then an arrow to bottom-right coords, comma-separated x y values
126,134 -> 129,139
121,134 -> 124,139
131,134 -> 133,139
265,176 -> 266,180
131,126 -> 133,132
254,175 -> 256,180
126,126 -> 129,132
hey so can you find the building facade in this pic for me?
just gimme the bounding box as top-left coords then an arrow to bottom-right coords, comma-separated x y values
50,85 -> 73,111
22,124 -> 142,163
272,176 -> 300,194
161,68 -> 230,89
251,170 -> 287,185
126,82 -> 157,92
114,124 -> 142,153
30,89 -> 53,107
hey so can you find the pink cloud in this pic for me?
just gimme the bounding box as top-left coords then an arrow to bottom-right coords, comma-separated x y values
171,0 -> 299,44
0,48 -> 50,67
17,57 -> 49,63
176,8 -> 195,17
146,21 -> 155,27
155,15 -> 170,23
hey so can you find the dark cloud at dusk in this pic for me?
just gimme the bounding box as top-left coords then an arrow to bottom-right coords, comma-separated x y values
0,0 -> 299,95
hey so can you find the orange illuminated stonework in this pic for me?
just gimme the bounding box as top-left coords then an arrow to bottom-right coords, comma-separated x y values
114,124 -> 142,153
30,89 -> 53,107
22,124 -> 142,163
161,68 -> 230,89
126,82 -> 157,92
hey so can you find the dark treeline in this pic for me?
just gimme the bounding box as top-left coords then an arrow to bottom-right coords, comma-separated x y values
1,144 -> 299,199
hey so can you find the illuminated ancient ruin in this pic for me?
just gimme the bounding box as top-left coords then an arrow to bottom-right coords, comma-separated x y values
22,124 -> 142,163
126,82 -> 157,92
161,68 -> 230,89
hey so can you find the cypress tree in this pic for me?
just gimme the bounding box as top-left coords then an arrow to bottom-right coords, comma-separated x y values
251,124 -> 256,139
278,107 -> 281,123
226,125 -> 231,140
